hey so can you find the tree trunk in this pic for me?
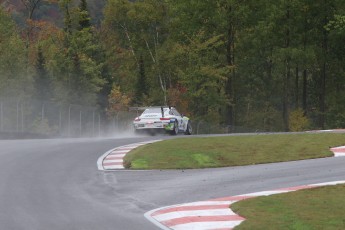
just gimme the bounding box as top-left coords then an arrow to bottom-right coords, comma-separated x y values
225,6 -> 235,132
295,66 -> 299,108
302,69 -> 307,114
302,11 -> 308,115
319,59 -> 326,129
319,16 -> 328,129
283,4 -> 291,132
283,60 -> 290,132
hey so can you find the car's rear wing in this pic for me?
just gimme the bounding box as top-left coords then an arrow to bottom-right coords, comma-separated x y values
129,106 -> 172,118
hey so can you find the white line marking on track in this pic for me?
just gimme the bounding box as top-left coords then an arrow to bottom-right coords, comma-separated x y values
173,201 -> 238,206
104,165 -> 125,169
169,220 -> 243,230
103,159 -> 123,164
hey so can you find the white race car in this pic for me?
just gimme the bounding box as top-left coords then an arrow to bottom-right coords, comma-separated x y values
132,107 -> 192,135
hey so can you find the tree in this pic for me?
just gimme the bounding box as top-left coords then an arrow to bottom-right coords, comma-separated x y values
78,0 -> 91,30
103,0 -> 171,105
107,85 -> 131,116
45,0 -> 105,106
106,84 -> 131,129
0,7 -> 32,98
167,0 -> 235,122
20,0 -> 42,48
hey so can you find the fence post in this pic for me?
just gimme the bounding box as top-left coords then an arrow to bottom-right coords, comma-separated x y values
41,103 -> 45,126
197,121 -> 201,135
79,110 -> 82,136
98,113 -> 101,137
92,110 -> 95,137
59,109 -> 62,135
0,101 -> 3,132
21,103 -> 24,132
16,100 -> 19,132
112,116 -> 115,131
116,112 -> 120,130
68,105 -> 71,137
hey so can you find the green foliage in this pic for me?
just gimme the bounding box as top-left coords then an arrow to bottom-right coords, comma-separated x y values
44,0 -> 106,106
171,31 -> 229,119
103,0 -> 172,106
78,0 -> 91,30
0,8 -> 32,99
238,102 -> 283,132
107,85 -> 131,117
325,15 -> 345,34
31,117 -> 57,134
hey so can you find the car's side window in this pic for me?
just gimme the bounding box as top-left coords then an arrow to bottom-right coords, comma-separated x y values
173,109 -> 181,117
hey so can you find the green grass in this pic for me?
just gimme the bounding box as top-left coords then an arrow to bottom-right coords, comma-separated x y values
124,133 -> 345,169
231,184 -> 345,230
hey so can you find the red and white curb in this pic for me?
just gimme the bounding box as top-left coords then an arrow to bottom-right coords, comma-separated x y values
306,129 -> 345,133
97,140 -> 162,170
145,180 -> 345,230
330,146 -> 345,157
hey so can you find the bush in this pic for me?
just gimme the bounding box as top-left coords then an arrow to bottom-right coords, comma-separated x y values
289,108 -> 309,131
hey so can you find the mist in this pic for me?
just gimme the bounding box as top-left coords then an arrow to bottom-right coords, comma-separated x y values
0,96 -> 141,140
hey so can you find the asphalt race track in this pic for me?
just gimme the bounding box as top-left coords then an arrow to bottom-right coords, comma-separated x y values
0,135 -> 345,230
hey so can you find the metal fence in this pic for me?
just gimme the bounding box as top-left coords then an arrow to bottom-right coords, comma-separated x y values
0,98 -> 257,138
0,98 -> 137,138
193,120 -> 258,135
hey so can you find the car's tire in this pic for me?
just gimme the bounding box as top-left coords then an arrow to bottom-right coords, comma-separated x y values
134,129 -> 141,135
184,121 -> 192,135
170,120 -> 179,135
148,129 -> 156,136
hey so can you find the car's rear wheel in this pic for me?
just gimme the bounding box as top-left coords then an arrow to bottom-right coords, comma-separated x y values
184,121 -> 192,135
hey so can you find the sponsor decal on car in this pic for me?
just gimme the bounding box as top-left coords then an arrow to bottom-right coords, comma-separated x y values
164,121 -> 175,131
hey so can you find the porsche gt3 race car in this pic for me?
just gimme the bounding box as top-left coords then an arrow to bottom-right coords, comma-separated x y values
132,106 -> 192,135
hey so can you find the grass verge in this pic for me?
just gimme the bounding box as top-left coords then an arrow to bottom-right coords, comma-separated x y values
231,184 -> 345,230
123,133 -> 345,169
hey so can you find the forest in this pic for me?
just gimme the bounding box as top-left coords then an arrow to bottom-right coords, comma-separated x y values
0,0 -> 344,134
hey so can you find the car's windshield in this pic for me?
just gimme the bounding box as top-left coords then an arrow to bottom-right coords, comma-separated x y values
142,108 -> 168,114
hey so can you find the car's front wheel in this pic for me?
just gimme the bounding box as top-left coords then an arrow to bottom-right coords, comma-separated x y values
170,121 -> 179,135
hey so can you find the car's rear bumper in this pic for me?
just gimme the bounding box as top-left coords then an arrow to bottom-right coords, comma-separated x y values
133,121 -> 174,131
